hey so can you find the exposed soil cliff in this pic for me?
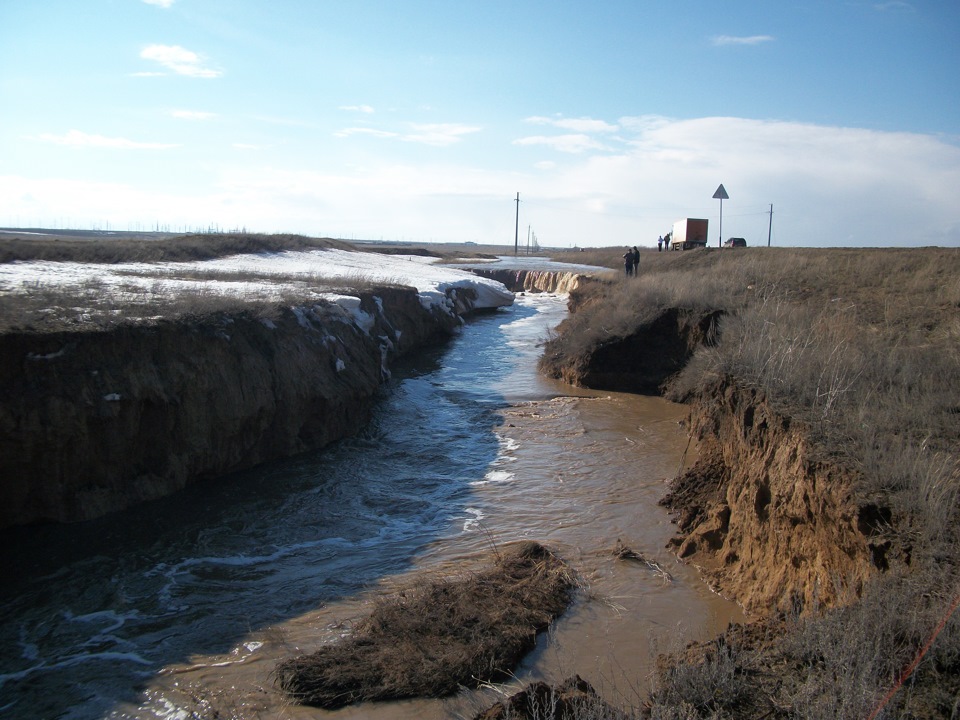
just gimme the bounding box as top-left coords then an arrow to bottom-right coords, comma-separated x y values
541,305 -> 880,617
660,380 -> 884,617
467,268 -> 588,295
0,286 -> 473,529
544,308 -> 723,395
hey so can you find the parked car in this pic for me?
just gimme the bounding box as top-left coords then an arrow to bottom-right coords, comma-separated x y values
723,237 -> 747,248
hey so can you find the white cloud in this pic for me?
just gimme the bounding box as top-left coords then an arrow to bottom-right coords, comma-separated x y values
32,130 -> 178,150
6,118 -> 958,249
525,116 -> 619,133
521,117 -> 960,247
140,44 -> 222,78
334,127 -> 400,140
712,35 -> 775,46
169,110 -> 216,120
513,134 -> 610,154
339,105 -> 375,114
403,123 -> 482,147
334,123 -> 481,146
143,0 -> 175,7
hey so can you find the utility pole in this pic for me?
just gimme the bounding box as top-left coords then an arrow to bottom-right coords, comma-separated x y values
767,203 -> 774,247
514,192 -> 520,255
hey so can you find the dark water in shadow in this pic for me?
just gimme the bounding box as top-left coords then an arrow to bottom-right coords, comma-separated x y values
0,300 -> 544,719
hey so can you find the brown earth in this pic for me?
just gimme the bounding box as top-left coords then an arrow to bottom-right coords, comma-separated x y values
541,303 -> 881,617
0,286 -> 470,528
658,380 -> 894,616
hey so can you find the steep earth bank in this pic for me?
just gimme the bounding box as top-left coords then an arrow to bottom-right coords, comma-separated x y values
659,380 -> 884,617
541,305 -> 879,618
0,286 -> 475,529
467,268 -> 590,295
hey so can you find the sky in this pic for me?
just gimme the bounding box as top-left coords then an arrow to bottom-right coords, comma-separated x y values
1,0 -> 958,248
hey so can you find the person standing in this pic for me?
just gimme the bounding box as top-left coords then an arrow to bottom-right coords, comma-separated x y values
657,235 -> 663,252
622,248 -> 633,276
632,246 -> 640,276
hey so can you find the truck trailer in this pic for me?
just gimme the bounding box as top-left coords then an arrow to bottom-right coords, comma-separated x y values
669,218 -> 709,250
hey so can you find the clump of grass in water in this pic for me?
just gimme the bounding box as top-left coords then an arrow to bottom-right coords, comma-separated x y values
273,541 -> 577,709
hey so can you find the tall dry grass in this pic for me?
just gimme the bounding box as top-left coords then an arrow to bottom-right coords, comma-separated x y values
551,247 -> 960,545
544,247 -> 960,718
0,231 -> 350,264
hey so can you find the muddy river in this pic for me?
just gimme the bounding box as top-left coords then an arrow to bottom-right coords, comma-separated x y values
0,291 -> 744,719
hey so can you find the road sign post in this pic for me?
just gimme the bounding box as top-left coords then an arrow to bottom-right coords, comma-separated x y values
713,184 -> 728,247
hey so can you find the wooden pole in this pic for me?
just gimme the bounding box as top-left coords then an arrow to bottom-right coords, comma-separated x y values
514,192 -> 520,255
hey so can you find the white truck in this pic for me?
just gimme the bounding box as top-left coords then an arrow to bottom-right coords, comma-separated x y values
668,218 -> 709,250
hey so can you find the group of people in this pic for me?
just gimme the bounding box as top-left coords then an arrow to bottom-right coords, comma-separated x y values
624,235 -> 674,275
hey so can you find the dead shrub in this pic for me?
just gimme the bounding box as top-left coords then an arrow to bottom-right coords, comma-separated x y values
273,541 -> 577,709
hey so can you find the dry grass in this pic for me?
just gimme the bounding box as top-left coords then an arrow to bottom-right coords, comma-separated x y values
645,565 -> 960,719
540,247 -> 960,719
274,541 -> 577,709
0,260 -> 410,334
544,247 -> 960,546
0,231 -> 350,264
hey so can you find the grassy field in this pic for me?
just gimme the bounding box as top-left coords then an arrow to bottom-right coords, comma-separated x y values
545,245 -> 960,719
0,231 -> 505,333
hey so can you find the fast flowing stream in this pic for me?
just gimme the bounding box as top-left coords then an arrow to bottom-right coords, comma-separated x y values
0,291 -> 744,720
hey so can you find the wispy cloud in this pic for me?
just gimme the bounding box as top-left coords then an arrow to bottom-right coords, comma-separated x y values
142,0 -> 175,7
712,34 -> 774,46
404,123 -> 481,146
140,44 -> 222,78
169,110 -> 216,120
33,130 -> 178,149
513,134 -> 610,154
874,1 -> 914,10
525,116 -> 618,133
339,105 -> 375,114
334,127 -> 400,140
335,123 -> 481,146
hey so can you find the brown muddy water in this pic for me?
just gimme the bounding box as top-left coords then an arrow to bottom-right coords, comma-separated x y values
0,293 -> 744,720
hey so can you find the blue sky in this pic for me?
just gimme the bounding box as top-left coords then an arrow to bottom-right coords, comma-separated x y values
1,0 -> 958,247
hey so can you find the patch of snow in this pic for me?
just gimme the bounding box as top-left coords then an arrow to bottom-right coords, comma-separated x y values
320,293 -> 375,333
103,393 -> 121,402
0,247 -> 515,323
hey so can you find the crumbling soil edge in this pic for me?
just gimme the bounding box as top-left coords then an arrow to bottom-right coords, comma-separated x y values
0,285 -> 481,528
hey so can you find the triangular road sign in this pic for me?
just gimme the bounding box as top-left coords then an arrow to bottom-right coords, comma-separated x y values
713,184 -> 729,200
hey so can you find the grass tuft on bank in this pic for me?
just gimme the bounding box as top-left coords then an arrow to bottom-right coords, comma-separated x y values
274,541 -> 577,709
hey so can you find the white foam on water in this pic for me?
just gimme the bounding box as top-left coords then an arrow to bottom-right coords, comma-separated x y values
469,470 -> 515,487
462,507 -> 485,532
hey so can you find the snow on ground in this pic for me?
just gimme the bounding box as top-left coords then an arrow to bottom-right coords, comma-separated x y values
0,248 -> 515,321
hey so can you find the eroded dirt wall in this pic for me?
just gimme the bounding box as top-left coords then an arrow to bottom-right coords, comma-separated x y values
467,269 -> 584,294
662,381 -> 879,616
540,297 -> 881,617
0,288 -> 464,528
